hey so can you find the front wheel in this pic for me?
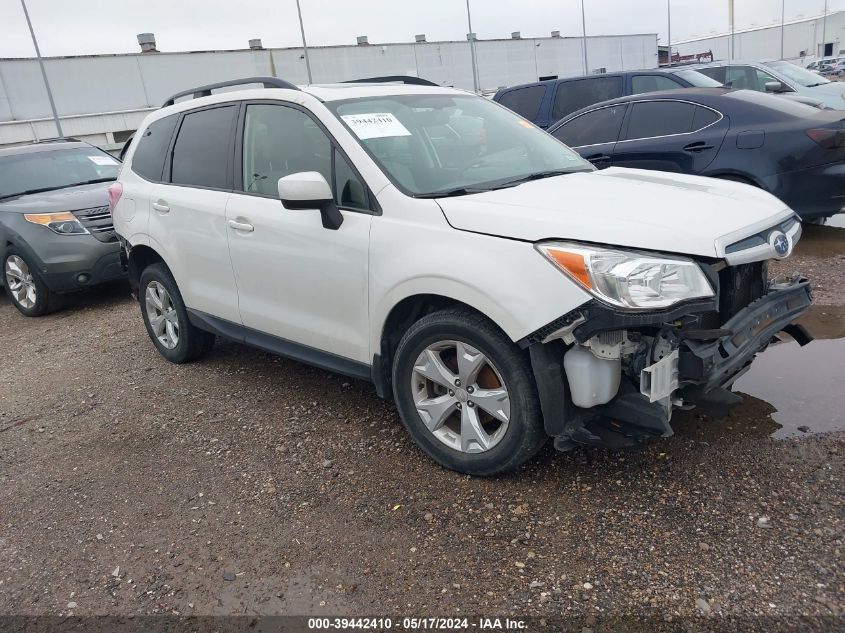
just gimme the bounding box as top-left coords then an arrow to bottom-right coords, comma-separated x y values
3,248 -> 59,317
392,308 -> 546,476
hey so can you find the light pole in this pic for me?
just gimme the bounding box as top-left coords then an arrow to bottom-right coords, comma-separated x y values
780,0 -> 785,59
294,0 -> 313,84
822,0 -> 828,57
465,0 -> 479,93
667,0 -> 672,66
580,0 -> 588,74
19,0 -> 62,137
729,0 -> 735,60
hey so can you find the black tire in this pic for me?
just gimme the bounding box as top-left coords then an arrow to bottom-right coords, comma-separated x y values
392,308 -> 547,476
138,263 -> 214,363
2,247 -> 60,317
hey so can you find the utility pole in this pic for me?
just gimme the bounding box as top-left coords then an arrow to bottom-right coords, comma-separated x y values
667,0 -> 672,66
19,0 -> 62,137
780,0 -> 785,59
581,0 -> 588,74
465,0 -> 479,93
294,0 -> 313,84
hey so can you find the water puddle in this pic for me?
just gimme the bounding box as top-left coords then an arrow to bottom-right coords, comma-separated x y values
795,221 -> 845,258
732,305 -> 845,438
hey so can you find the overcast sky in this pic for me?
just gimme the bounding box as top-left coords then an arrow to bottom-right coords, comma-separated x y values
0,0 -> 841,58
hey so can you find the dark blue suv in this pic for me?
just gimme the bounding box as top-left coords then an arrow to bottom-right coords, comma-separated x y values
493,68 -> 722,128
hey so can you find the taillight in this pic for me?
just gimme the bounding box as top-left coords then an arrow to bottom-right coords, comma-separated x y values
806,127 -> 845,149
107,182 -> 123,215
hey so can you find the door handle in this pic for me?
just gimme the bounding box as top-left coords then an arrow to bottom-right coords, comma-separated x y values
228,219 -> 254,233
152,201 -> 170,213
682,141 -> 714,153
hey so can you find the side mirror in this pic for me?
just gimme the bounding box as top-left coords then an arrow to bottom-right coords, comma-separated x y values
764,80 -> 790,93
278,171 -> 343,230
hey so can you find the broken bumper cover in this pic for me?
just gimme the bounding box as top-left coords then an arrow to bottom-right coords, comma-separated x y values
681,278 -> 813,392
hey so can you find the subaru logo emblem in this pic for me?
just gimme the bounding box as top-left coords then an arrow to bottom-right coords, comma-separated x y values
771,231 -> 789,257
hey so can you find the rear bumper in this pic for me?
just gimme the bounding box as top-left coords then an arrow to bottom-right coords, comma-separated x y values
764,163 -> 845,220
681,278 -> 813,392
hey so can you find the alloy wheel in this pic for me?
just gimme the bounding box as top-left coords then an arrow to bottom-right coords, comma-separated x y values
4,255 -> 37,309
145,281 -> 179,350
411,340 -> 511,453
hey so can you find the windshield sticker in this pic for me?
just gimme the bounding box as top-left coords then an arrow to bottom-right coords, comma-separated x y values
88,155 -> 119,166
341,113 -> 412,140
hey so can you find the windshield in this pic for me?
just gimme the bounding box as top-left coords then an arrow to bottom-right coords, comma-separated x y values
327,94 -> 592,197
764,60 -> 830,87
0,146 -> 120,200
673,69 -> 723,87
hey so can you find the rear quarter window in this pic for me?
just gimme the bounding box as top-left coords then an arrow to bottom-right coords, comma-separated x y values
496,85 -> 547,121
630,74 -> 685,94
552,76 -> 624,121
130,114 -> 178,182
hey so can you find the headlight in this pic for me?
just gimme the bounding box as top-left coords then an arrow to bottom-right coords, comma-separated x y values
537,242 -> 714,310
24,212 -> 88,235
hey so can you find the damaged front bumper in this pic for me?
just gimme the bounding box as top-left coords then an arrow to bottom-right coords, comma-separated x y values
527,276 -> 813,451
680,277 -> 813,393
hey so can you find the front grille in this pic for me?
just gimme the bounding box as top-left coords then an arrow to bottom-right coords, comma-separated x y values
718,261 -> 768,324
72,205 -> 116,243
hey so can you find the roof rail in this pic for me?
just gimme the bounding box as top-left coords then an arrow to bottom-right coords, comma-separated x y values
32,137 -> 82,144
162,76 -> 299,107
343,75 -> 439,87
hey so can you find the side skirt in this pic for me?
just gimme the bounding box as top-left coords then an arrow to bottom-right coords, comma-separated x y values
187,309 -> 372,382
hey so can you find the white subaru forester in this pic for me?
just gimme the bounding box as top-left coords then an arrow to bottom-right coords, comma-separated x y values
110,76 -> 811,475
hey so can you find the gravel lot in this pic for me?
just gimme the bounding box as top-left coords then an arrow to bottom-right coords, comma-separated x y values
1,221 -> 844,631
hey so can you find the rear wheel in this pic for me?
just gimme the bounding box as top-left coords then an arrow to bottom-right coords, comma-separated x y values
139,263 -> 214,363
3,248 -> 59,317
392,308 -> 546,476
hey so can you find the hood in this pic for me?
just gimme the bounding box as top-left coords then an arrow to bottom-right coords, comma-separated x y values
805,81 -> 845,108
436,168 -> 794,259
0,182 -> 111,214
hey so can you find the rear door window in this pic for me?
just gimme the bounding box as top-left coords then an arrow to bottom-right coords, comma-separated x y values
630,74 -> 686,94
551,76 -> 624,120
697,66 -> 726,84
623,101 -> 697,140
170,105 -> 237,189
131,114 -> 178,182
497,85 -> 546,120
552,105 -> 626,147
724,66 -> 759,90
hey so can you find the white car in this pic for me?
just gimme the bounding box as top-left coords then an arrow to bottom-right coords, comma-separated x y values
110,76 -> 812,475
693,60 -> 845,109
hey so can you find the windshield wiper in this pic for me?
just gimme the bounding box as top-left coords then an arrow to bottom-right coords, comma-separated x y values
0,177 -> 117,202
414,186 -> 493,199
0,186 -> 66,201
489,168 -> 581,190
74,177 -> 117,185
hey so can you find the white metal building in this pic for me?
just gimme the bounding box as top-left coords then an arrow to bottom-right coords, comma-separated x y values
673,11 -> 845,64
0,32 -> 657,150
